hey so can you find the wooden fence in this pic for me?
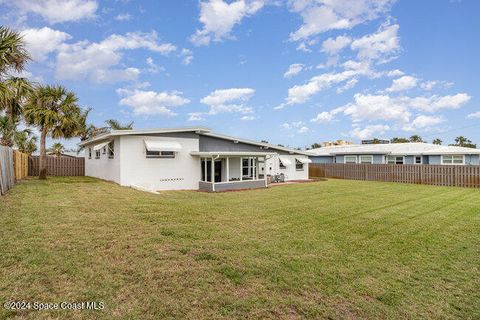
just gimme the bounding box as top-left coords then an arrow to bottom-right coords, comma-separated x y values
29,156 -> 85,176
0,146 -> 14,195
309,163 -> 480,188
13,151 -> 29,180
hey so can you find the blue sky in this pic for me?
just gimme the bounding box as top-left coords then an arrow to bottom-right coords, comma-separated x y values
1,0 -> 479,149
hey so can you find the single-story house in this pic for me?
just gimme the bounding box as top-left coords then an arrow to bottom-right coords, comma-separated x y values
78,127 -> 312,192
308,143 -> 480,165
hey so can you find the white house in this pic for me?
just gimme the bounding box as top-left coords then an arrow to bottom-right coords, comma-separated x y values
78,127 -> 312,192
308,143 -> 480,165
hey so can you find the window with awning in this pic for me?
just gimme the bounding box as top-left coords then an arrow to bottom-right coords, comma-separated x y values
144,140 -> 182,158
93,141 -> 111,151
279,157 -> 292,169
295,157 -> 312,164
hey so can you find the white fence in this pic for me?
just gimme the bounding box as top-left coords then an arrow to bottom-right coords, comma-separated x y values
0,146 -> 15,195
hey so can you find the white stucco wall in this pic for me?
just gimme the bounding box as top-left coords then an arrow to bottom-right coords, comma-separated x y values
265,154 -> 309,181
119,135 -> 200,191
84,137 -> 121,184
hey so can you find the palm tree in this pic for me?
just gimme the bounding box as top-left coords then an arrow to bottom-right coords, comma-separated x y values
23,85 -> 85,179
0,115 -> 15,146
0,26 -> 30,75
454,136 -> 468,146
0,77 -> 33,146
105,119 -> 133,130
391,137 -> 409,143
14,130 -> 37,154
432,138 -> 442,145
409,135 -> 424,143
49,142 -> 65,157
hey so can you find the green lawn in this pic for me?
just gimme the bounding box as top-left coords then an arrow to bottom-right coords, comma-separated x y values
1,177 -> 479,319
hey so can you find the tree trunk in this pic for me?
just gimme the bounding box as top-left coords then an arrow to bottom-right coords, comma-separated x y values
39,127 -> 47,180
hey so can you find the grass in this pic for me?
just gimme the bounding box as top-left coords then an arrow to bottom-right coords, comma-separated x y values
0,177 -> 479,319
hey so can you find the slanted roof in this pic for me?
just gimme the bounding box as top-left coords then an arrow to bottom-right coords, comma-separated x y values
79,127 -> 310,155
309,143 -> 480,156
199,132 -> 311,156
78,127 -> 211,146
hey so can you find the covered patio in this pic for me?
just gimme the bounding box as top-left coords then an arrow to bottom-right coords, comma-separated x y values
190,151 -> 277,192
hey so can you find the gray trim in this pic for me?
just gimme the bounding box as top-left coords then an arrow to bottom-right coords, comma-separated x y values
199,180 -> 266,192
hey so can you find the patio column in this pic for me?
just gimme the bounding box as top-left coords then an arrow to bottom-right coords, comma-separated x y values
240,157 -> 243,181
211,157 -> 215,191
226,157 -> 229,182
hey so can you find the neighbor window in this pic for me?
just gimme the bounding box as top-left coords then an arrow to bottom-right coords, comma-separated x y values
295,159 -> 304,171
442,155 -> 464,165
95,150 -> 100,159
146,150 -> 175,158
88,148 -> 92,159
415,156 -> 422,164
359,155 -> 373,164
108,142 -> 114,159
344,156 -> 357,164
387,156 -> 404,164
279,159 -> 286,169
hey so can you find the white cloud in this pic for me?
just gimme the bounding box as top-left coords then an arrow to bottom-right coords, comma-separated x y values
467,111 -> 480,119
350,124 -> 390,140
343,94 -> 411,123
289,0 -> 394,41
241,115 -> 255,121
407,93 -> 470,112
21,27 -> 71,62
180,48 -> 193,65
200,88 -> 255,114
311,111 -> 334,123
298,126 -> 309,133
387,69 -> 404,77
190,0 -> 265,46
12,0 -> 98,23
277,62 -> 374,108
351,23 -> 400,63
281,121 -> 308,133
115,13 -> 131,21
118,89 -> 190,116
337,78 -> 358,93
321,35 -> 351,55
145,57 -> 163,73
403,115 -> 445,131
283,63 -> 305,78
386,75 -> 418,92
188,112 -> 204,121
336,92 -> 470,126
55,31 -> 176,83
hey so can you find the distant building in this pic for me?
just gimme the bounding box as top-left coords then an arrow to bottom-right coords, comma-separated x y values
322,140 -> 353,147
361,139 -> 390,145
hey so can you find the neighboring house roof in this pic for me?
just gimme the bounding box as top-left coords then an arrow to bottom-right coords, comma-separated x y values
78,127 -> 310,155
309,143 -> 480,156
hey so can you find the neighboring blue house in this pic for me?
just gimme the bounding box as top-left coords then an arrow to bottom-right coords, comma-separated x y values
308,143 -> 480,165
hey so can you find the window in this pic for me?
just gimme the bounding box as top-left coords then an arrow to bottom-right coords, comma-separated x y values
88,148 -> 92,159
415,156 -> 422,164
295,159 -> 304,171
108,142 -> 114,159
344,156 -> 357,164
242,157 -> 256,179
279,159 -> 286,169
146,150 -> 175,158
387,156 -> 404,164
359,155 -> 373,164
102,147 -> 106,155
442,155 -> 464,165
95,150 -> 100,159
